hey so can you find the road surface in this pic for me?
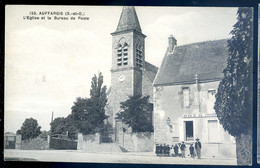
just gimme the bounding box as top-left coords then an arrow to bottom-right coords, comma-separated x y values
4,149 -> 237,165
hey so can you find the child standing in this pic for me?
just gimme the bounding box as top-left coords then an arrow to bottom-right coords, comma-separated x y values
189,144 -> 195,159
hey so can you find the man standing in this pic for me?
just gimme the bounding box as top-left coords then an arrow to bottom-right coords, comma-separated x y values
180,141 -> 186,158
195,138 -> 202,159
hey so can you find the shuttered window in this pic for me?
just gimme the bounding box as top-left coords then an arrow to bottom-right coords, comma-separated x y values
117,43 -> 128,66
136,43 -> 143,68
208,120 -> 218,142
183,88 -> 190,107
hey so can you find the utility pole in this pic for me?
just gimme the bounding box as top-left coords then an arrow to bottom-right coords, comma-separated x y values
51,111 -> 54,123
50,111 -> 54,135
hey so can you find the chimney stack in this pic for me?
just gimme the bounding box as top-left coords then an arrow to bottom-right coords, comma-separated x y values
167,35 -> 177,53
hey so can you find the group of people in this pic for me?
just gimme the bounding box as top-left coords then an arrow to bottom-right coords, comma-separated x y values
155,138 -> 202,159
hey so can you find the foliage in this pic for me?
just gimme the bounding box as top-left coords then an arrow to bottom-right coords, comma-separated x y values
116,95 -> 153,132
50,115 -> 78,139
71,98 -> 98,134
50,72 -> 108,136
71,72 -> 108,134
16,129 -> 21,135
214,7 -> 253,137
90,72 -> 108,123
99,122 -> 114,136
39,130 -> 50,140
17,118 -> 42,140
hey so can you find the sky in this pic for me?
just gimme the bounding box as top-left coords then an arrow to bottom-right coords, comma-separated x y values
5,5 -> 238,133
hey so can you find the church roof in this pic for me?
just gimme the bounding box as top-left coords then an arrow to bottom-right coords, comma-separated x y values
144,61 -> 158,83
153,39 -> 229,86
114,6 -> 142,33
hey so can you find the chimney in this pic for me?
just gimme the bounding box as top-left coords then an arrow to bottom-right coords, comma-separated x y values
167,35 -> 177,53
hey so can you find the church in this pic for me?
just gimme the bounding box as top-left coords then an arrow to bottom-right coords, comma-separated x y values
105,6 -> 158,141
106,6 -> 236,157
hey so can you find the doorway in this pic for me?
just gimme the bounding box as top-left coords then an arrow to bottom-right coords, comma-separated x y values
184,121 -> 194,141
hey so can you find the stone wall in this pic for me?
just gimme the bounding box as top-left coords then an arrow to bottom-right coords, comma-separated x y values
49,137 -> 77,150
118,132 -> 154,152
78,133 -> 122,153
21,137 -> 49,150
202,142 -> 236,158
79,133 -> 100,151
108,68 -> 135,128
15,135 -> 22,149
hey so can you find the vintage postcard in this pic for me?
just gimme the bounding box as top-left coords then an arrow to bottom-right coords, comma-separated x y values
4,5 -> 253,165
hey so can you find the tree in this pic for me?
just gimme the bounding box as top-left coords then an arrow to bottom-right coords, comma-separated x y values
17,118 -> 41,140
90,72 -> 108,123
71,72 -> 108,134
50,115 -> 78,139
214,7 -> 253,165
116,95 -> 153,132
16,129 -> 21,135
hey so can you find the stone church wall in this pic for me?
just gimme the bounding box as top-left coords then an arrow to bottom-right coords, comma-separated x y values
111,32 -> 134,70
108,69 -> 137,127
133,68 -> 143,96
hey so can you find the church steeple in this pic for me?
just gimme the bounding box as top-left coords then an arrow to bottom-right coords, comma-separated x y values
107,6 -> 157,130
114,6 -> 142,33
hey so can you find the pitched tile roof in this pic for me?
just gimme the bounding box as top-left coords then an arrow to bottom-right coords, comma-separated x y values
144,61 -> 158,83
114,6 -> 142,33
153,39 -> 229,86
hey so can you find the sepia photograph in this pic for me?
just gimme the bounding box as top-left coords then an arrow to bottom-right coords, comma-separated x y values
4,5 -> 253,166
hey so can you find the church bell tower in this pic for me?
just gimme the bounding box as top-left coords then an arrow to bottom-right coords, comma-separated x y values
108,6 -> 146,127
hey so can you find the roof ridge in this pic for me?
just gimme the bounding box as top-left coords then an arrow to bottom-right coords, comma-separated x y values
143,70 -> 153,84
145,61 -> 158,71
175,38 -> 228,48
153,39 -> 229,86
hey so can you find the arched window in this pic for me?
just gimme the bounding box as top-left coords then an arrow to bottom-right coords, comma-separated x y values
136,43 -> 143,68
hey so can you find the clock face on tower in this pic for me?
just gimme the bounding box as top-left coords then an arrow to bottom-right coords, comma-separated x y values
119,75 -> 125,82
